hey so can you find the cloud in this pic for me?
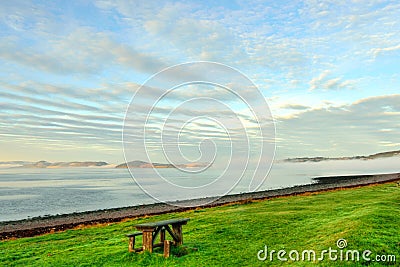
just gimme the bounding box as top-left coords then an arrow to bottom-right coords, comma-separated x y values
279,104 -> 310,110
0,1 -> 50,32
275,94 -> 400,158
0,27 -> 169,75
96,0 -> 310,75
309,70 -> 354,91
370,44 -> 400,58
144,16 -> 241,61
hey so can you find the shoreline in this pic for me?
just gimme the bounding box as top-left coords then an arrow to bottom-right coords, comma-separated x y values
1,172 -> 399,240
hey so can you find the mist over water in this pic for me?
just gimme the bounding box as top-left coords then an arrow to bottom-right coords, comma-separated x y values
0,157 -> 398,221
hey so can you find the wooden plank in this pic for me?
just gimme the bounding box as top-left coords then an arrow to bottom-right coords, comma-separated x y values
134,218 -> 190,230
126,232 -> 142,237
152,242 -> 164,248
134,247 -> 143,252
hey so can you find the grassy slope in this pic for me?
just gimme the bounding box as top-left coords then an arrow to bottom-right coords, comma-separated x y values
1,182 -> 399,266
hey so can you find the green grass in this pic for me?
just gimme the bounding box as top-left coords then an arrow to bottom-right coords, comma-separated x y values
1,182 -> 399,266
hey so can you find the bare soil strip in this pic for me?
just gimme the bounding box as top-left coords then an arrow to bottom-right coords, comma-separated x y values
1,172 -> 399,240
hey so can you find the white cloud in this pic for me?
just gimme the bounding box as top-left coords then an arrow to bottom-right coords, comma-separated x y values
279,104 -> 310,110
309,70 -> 354,91
370,44 -> 400,58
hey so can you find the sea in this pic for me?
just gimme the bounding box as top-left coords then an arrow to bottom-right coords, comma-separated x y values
0,158 -> 399,222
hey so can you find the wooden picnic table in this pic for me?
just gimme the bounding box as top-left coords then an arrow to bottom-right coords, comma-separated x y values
127,218 -> 190,256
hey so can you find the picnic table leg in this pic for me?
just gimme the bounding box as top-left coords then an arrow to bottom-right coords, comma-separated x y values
172,224 -> 183,245
142,230 -> 154,252
163,240 -> 171,258
128,236 -> 135,252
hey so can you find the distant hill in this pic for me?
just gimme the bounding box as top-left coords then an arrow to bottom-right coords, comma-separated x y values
283,150 -> 400,163
115,160 -> 154,168
8,161 -> 110,168
115,160 -> 209,169
0,160 -> 209,169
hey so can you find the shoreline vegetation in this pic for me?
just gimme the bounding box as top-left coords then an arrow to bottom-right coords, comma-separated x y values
1,172 -> 399,240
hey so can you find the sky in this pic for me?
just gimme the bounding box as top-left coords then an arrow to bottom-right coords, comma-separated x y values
0,0 -> 399,164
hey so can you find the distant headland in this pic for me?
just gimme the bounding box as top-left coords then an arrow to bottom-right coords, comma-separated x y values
283,150 -> 400,163
115,160 -> 208,169
0,160 -> 209,169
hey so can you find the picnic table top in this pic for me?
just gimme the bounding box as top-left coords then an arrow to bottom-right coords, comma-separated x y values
134,218 -> 190,229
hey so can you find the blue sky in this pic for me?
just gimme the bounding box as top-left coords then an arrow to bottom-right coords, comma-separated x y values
0,0 -> 399,163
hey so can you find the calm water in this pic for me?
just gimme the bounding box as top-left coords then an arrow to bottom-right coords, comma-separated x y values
0,158 -> 399,221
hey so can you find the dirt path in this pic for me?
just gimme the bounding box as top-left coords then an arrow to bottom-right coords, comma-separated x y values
1,172 -> 399,240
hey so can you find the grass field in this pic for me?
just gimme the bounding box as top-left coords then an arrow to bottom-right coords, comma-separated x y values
1,182 -> 399,266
